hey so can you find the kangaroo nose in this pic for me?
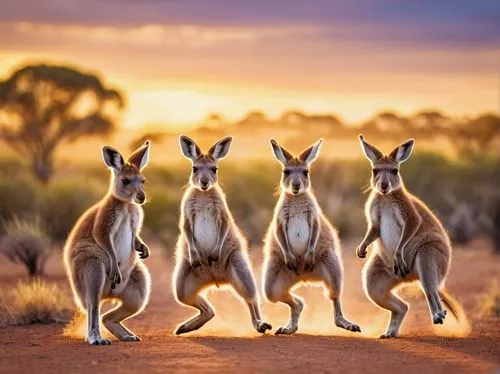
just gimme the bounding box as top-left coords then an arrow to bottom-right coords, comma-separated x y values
292,182 -> 302,192
200,178 -> 209,189
380,182 -> 389,191
136,193 -> 145,204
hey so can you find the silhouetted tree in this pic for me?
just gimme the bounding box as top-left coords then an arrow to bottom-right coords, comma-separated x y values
0,64 -> 124,183
452,114 -> 500,156
237,110 -> 269,128
308,114 -> 343,133
361,111 -> 409,137
281,110 -> 307,126
410,110 -> 451,137
204,113 -> 225,128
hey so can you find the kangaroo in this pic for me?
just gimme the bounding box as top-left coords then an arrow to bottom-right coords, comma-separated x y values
173,135 -> 272,335
263,139 -> 361,335
357,135 -> 467,338
64,141 -> 151,345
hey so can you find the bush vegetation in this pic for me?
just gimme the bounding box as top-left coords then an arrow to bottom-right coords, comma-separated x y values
0,280 -> 72,325
0,217 -> 51,276
477,280 -> 500,318
1,151 -> 500,255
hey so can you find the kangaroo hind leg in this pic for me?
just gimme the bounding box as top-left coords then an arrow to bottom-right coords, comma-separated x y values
103,262 -> 151,341
174,262 -> 215,335
264,261 -> 303,335
230,252 -> 272,334
79,258 -> 110,345
317,252 -> 361,333
364,255 -> 407,338
416,249 -> 447,325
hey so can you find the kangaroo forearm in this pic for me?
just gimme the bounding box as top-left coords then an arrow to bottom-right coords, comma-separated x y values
274,221 -> 291,257
307,216 -> 320,252
362,225 -> 379,247
94,233 -> 119,268
396,219 -> 421,256
183,218 -> 198,255
134,235 -> 146,249
217,218 -> 230,252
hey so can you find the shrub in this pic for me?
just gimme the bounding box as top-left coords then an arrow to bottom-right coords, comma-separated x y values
0,172 -> 40,226
0,217 -> 50,276
477,280 -> 500,318
142,186 -> 182,250
0,280 -> 72,325
40,178 -> 103,242
223,162 -> 276,246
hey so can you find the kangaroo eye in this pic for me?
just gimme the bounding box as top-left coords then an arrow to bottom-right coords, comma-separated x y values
372,169 -> 379,176
283,170 -> 291,177
210,167 -> 218,173
303,170 -> 309,177
141,179 -> 146,184
121,178 -> 130,185
192,167 -> 198,173
391,169 -> 399,176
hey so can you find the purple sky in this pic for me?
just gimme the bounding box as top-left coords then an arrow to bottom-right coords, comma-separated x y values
0,0 -> 498,126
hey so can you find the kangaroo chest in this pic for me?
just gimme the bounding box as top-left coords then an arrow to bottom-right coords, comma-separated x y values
378,206 -> 402,257
193,204 -> 218,254
284,205 -> 311,255
113,212 -> 137,267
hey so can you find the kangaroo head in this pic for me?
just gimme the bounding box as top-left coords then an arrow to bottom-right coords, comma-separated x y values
102,140 -> 150,204
179,135 -> 233,191
270,138 -> 322,195
359,135 -> 414,195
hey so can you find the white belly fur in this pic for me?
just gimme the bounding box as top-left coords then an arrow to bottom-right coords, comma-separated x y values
114,218 -> 134,267
194,210 -> 218,254
379,210 -> 401,259
287,215 -> 310,255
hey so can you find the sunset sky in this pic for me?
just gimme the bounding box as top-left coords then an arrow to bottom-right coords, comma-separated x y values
0,0 -> 498,128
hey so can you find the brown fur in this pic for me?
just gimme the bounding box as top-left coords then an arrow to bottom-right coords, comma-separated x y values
263,139 -> 361,335
63,141 -> 151,345
173,135 -> 272,335
357,135 -> 467,338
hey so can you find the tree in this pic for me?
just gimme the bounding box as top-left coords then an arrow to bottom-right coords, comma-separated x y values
360,111 -> 409,138
237,110 -> 269,128
410,110 -> 451,137
451,114 -> 500,156
0,64 -> 124,183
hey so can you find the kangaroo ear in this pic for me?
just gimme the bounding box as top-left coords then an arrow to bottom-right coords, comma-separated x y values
389,138 -> 415,164
179,135 -> 201,161
208,136 -> 233,160
359,135 -> 383,163
102,146 -> 124,172
270,139 -> 293,165
128,140 -> 150,171
299,139 -> 323,165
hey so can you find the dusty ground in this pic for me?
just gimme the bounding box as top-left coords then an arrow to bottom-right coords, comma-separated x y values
0,238 -> 499,374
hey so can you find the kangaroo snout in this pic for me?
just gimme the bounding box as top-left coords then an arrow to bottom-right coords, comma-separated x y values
291,182 -> 302,194
380,181 -> 389,194
200,178 -> 210,190
135,192 -> 146,204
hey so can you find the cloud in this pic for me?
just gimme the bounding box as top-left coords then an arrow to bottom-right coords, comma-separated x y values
9,21 -> 327,48
0,0 -> 498,52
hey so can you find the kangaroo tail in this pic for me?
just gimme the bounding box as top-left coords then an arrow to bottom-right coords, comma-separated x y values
439,288 -> 469,326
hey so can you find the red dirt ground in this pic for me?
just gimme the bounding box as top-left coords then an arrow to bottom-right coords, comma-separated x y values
0,239 -> 499,374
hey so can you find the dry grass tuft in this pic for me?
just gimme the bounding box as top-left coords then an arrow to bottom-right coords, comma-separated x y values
0,280 -> 72,326
476,280 -> 500,318
0,216 -> 51,276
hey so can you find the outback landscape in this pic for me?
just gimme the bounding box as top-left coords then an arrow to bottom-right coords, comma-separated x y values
0,133 -> 499,373
0,238 -> 499,373
1,1 -> 499,373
